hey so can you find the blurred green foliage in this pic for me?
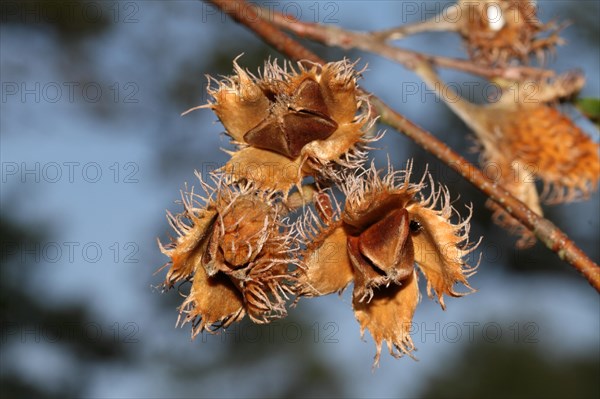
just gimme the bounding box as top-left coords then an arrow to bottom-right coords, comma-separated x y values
0,0 -> 111,38
0,218 -> 133,398
576,98 -> 600,126
419,339 -> 600,399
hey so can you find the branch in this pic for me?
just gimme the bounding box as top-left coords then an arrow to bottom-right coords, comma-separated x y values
260,8 -> 554,81
369,5 -> 461,41
205,0 -> 600,292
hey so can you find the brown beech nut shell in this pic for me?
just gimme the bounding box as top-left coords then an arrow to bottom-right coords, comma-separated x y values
208,59 -> 372,194
297,163 -> 479,365
357,208 -> 415,280
160,177 -> 297,334
244,110 -> 338,159
243,78 -> 338,159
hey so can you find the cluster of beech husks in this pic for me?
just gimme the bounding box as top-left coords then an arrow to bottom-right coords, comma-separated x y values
159,59 -> 479,364
400,0 -> 599,247
159,0 -> 600,365
397,0 -> 563,67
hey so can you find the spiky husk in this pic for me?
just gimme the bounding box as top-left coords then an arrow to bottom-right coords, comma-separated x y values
353,271 -> 419,366
295,189 -> 353,297
507,105 -> 600,204
344,162 -> 479,307
160,173 -> 298,336
458,0 -> 562,66
297,161 -> 479,365
206,57 -> 374,194
476,101 -> 599,247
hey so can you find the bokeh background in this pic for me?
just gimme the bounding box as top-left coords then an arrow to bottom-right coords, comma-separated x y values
1,1 -> 599,398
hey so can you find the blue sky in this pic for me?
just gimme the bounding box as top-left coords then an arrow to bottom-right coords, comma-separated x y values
1,1 -> 599,397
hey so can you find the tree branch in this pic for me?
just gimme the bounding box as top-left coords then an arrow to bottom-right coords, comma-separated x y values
260,7 -> 554,81
205,0 -> 600,292
369,5 -> 462,41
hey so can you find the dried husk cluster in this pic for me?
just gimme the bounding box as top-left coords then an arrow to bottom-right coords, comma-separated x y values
297,162 -> 479,364
159,59 -> 480,364
395,0 -> 562,67
456,0 -> 562,66
157,0 -> 600,366
159,176 -> 297,333
462,74 -> 599,247
411,4 -> 599,247
206,57 -> 373,194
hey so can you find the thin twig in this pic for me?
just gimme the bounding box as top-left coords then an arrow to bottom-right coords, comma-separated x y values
369,6 -> 461,41
261,9 -> 554,81
205,0 -> 600,292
